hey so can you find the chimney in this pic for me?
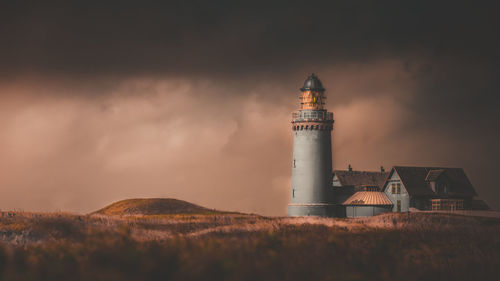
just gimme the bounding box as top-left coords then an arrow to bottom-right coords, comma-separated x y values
348,164 -> 352,172
381,166 -> 385,172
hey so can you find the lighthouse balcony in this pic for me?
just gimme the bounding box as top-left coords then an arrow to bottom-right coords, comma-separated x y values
292,110 -> 333,122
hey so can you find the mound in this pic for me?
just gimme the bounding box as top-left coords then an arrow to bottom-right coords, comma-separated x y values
93,198 -> 218,216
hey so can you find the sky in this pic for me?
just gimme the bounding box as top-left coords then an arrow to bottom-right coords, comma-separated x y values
0,1 -> 499,214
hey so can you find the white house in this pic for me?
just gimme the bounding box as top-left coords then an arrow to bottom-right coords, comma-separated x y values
382,166 -> 483,212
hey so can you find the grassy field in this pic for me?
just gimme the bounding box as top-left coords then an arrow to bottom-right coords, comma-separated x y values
0,200 -> 499,281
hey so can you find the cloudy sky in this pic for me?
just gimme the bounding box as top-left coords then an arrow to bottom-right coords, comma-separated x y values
0,1 -> 499,214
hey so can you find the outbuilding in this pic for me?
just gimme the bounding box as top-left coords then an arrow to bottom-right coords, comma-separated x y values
343,189 -> 393,218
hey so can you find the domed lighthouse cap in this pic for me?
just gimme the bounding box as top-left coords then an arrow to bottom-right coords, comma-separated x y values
300,73 -> 325,92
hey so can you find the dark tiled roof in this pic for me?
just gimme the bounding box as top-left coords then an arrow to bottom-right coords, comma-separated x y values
391,166 -> 477,197
470,199 -> 490,210
425,169 -> 445,181
343,191 -> 393,206
334,170 -> 389,189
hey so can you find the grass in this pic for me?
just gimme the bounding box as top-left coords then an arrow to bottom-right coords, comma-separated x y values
0,207 -> 499,281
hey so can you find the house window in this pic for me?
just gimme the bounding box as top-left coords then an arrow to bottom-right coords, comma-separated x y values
431,199 -> 464,211
397,200 -> 401,212
432,200 -> 440,210
391,184 -> 396,194
396,183 -> 401,194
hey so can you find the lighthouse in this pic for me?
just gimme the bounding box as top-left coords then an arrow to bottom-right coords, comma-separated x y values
288,74 -> 335,217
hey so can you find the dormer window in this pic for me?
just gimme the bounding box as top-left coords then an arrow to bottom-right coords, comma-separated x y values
437,182 -> 448,194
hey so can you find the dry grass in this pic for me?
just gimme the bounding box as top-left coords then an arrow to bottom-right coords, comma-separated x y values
0,210 -> 499,281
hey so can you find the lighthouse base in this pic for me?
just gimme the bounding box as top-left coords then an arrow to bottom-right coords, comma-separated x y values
287,203 -> 339,217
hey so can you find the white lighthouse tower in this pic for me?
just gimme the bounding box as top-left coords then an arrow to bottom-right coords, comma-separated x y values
288,74 -> 335,217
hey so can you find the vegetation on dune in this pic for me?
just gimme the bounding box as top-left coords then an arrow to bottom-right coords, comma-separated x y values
0,210 -> 499,281
92,198 -> 230,216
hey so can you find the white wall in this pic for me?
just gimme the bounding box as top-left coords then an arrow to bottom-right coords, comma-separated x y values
383,170 -> 410,212
346,205 -> 392,217
332,174 -> 341,187
289,128 -> 333,216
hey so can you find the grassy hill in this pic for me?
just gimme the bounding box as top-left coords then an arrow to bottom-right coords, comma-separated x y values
92,198 -> 223,216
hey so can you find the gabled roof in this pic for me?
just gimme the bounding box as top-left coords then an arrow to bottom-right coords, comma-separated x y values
343,191 -> 393,206
385,166 -> 477,197
333,170 -> 389,189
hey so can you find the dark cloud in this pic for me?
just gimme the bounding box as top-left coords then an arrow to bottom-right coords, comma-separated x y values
1,1 -> 498,76
0,1 -> 499,212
